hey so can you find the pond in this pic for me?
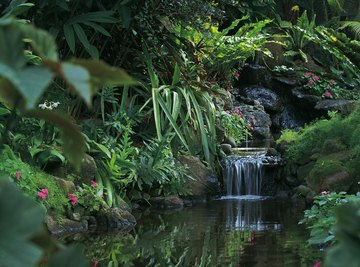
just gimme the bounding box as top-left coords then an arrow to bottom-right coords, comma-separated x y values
63,198 -> 319,267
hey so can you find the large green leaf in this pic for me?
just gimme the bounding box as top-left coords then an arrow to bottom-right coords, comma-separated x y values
20,23 -> 58,61
61,62 -> 91,105
48,246 -> 89,267
0,23 -> 26,70
0,179 -> 44,267
17,66 -> 53,109
71,59 -> 136,89
25,110 -> 85,168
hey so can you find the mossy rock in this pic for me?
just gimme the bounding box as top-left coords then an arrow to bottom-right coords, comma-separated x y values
317,150 -> 353,163
321,138 -> 347,154
297,161 -> 316,183
307,159 -> 353,192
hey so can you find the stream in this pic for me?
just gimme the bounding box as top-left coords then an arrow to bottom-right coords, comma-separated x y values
63,198 -> 316,267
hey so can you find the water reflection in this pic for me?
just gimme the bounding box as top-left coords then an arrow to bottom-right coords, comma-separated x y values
225,200 -> 281,231
63,200 -> 318,267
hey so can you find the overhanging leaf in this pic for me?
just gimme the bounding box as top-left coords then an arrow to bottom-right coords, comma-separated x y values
17,66 -> 53,109
20,23 -> 58,61
61,62 -> 91,105
0,179 -> 44,267
25,110 -> 85,168
0,22 -> 26,70
48,246 -> 89,267
71,59 -> 136,90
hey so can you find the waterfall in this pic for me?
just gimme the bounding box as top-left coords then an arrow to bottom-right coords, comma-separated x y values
224,155 -> 264,196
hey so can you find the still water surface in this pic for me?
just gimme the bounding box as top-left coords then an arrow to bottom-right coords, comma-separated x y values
68,198 -> 315,267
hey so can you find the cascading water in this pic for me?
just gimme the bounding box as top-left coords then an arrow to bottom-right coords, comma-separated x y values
224,155 -> 265,196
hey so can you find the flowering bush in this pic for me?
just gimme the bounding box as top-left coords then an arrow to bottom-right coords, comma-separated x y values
70,181 -> 107,212
303,72 -> 339,98
221,108 -> 251,145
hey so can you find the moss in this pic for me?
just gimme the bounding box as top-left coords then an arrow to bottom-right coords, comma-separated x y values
321,138 -> 347,154
0,147 -> 69,216
307,160 -> 347,191
317,150 -> 353,163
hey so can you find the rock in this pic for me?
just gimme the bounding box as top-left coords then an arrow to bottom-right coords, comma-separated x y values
292,88 -> 321,110
305,191 -> 316,205
54,177 -> 76,195
96,207 -> 136,229
266,148 -> 278,156
236,104 -> 272,140
116,196 -> 132,212
320,171 -> 353,192
150,195 -> 184,209
321,139 -> 346,154
183,199 -> 193,207
272,105 -> 308,131
238,64 -> 269,85
178,155 -> 220,196
285,176 -> 298,187
295,185 -> 312,197
274,76 -> 300,87
240,86 -> 281,111
224,136 -> 237,147
73,154 -> 97,184
45,214 -> 88,235
310,153 -> 321,161
315,99 -> 356,114
297,162 -> 315,183
221,143 -> 232,154
275,190 -> 289,199
290,193 -> 306,209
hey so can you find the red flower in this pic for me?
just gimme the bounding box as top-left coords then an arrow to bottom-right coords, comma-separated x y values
69,193 -> 79,206
37,188 -> 48,199
314,261 -> 321,267
312,75 -> 319,81
91,180 -> 97,187
92,260 -> 100,267
225,110 -> 230,114
16,171 -> 21,180
324,92 -> 333,98
235,108 -> 240,114
235,71 -> 241,77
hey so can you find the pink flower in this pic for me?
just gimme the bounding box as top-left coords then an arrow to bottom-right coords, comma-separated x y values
37,188 -> 48,199
312,75 -> 319,81
16,171 -> 21,180
235,108 -> 240,114
91,180 -> 97,187
305,72 -> 313,77
225,110 -> 230,114
235,71 -> 241,77
321,190 -> 330,195
100,194 -> 104,198
324,92 -> 333,98
69,193 -> 79,206
314,261 -> 321,267
92,260 -> 100,267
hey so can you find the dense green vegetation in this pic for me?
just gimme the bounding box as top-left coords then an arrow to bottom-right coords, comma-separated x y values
0,0 -> 359,266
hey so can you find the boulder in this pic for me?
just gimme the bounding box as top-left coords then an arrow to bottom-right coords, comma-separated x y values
240,86 -> 281,111
45,214 -> 88,235
315,99 -> 356,114
54,177 -> 76,196
224,136 -> 237,147
305,191 -> 317,205
178,155 -> 220,197
295,185 -> 312,197
290,193 -> 306,209
272,105 -> 308,131
150,195 -> 184,209
320,171 -> 353,192
236,104 -> 272,140
285,175 -> 298,187
238,64 -> 269,85
292,88 -> 321,110
221,143 -> 232,154
96,207 -> 136,229
297,162 -> 315,183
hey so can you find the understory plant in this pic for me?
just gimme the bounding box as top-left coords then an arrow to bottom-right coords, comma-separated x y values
221,108 -> 251,145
